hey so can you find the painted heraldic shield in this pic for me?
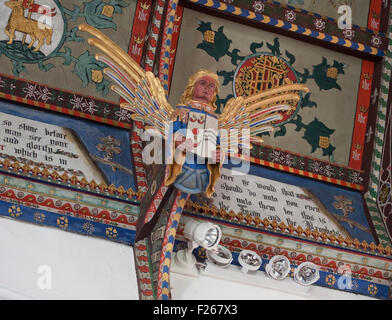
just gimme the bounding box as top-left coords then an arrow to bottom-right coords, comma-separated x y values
185,109 -> 218,161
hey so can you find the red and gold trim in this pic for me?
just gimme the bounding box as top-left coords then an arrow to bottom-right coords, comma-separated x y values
144,0 -> 166,71
368,0 -> 383,32
134,239 -> 155,300
128,0 -> 153,64
131,120 -> 148,195
349,60 -> 375,170
0,186 -> 137,228
156,191 -> 190,300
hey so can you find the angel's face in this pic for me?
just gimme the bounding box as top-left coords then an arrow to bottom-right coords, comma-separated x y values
192,76 -> 217,104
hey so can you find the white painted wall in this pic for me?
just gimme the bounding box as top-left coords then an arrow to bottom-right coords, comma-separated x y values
0,217 -> 138,300
0,217 -> 374,300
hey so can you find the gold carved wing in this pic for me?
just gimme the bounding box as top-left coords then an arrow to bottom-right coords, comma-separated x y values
79,24 -> 175,139
218,84 -> 310,153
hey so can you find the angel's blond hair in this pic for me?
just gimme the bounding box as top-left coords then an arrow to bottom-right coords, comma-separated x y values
180,69 -> 220,110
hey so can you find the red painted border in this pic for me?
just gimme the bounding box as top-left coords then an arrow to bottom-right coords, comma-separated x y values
0,187 -> 137,228
349,0 -> 380,170
349,60 -> 375,170
368,0 -> 383,32
144,0 -> 166,72
349,0 -> 381,171
128,0 -> 154,64
134,240 -> 155,299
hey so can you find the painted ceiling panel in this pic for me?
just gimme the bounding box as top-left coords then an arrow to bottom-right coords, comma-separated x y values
0,0 -> 137,102
170,8 -> 363,166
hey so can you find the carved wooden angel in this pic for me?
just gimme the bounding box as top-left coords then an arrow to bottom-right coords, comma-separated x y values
79,25 -> 309,300
79,23 -> 309,199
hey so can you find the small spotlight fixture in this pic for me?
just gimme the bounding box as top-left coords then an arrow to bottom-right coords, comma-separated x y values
207,244 -> 233,268
238,250 -> 262,273
294,262 -> 320,286
174,220 -> 222,269
265,255 -> 291,280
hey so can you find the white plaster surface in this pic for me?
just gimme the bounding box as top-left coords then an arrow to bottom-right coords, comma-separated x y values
0,217 -> 138,300
0,217 -> 375,300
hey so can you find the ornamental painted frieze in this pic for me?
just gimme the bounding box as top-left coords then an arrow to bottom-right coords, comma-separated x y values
211,0 -> 388,51
249,144 -> 365,187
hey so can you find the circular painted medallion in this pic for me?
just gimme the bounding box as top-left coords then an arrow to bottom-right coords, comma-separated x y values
233,52 -> 302,126
0,0 -> 66,63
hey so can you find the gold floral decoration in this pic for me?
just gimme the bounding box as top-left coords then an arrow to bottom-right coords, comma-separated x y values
57,216 -> 69,230
367,284 -> 378,296
8,205 -> 22,218
325,274 -> 336,286
106,227 -> 118,239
